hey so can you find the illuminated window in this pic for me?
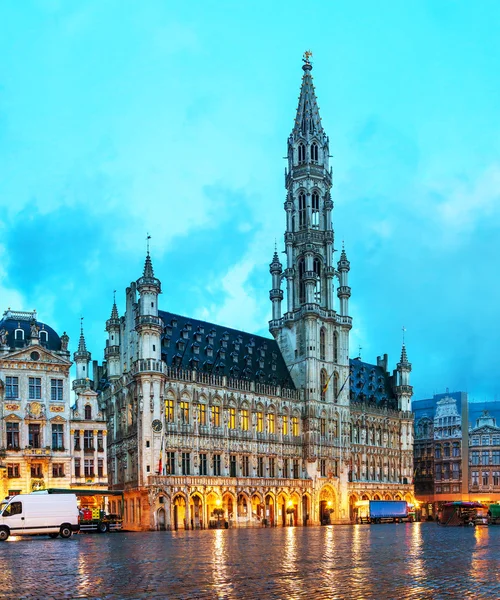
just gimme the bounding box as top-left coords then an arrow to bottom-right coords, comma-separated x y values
180,401 -> 189,424
257,411 -> 264,433
241,409 -> 249,431
229,407 -> 236,429
211,405 -> 220,427
292,416 -> 299,437
268,412 -> 275,434
283,414 -> 289,436
165,399 -> 174,423
197,404 -> 207,426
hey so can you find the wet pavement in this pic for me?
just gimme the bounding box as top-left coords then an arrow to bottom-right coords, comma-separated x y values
1,523 -> 499,599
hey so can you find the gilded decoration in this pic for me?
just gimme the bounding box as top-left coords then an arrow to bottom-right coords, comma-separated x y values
5,403 -> 20,411
50,405 -> 65,413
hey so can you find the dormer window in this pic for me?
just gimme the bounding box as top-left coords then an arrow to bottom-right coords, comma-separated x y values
176,340 -> 185,352
197,326 -> 204,334
40,331 -> 48,344
220,339 -> 227,349
191,343 -> 200,355
85,405 -> 92,420
245,355 -> 252,366
181,329 -> 189,339
171,318 -> 178,328
205,346 -> 213,358
186,322 -> 192,331
233,342 -> 240,352
15,329 -> 24,341
219,349 -> 226,360
231,351 -> 239,363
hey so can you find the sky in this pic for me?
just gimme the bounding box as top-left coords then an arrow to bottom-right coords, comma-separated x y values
1,0 -> 500,401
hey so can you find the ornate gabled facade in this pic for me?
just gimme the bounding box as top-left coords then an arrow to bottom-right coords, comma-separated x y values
0,310 -> 108,498
0,310 -> 73,498
71,324 -> 108,489
96,54 -> 415,531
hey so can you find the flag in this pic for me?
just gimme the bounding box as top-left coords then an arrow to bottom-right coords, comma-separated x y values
158,434 -> 164,475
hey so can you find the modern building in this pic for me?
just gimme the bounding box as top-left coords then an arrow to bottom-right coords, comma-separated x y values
96,54 -> 415,531
0,310 -> 107,498
413,391 -> 500,517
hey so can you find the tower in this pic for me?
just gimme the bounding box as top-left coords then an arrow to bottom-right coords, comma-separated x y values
271,53 -> 352,401
105,293 -> 121,379
136,251 -> 162,361
73,319 -> 91,392
270,53 -> 352,499
395,342 -> 412,412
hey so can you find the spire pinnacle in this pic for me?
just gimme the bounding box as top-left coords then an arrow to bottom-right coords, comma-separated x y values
400,327 -> 409,365
78,317 -> 87,352
293,51 -> 323,138
143,252 -> 154,278
110,290 -> 119,320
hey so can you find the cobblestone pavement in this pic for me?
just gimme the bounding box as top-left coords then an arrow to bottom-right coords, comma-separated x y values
1,523 -> 500,599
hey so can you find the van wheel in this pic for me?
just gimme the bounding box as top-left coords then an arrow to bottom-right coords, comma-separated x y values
49,533 -> 59,539
97,522 -> 109,533
0,527 -> 9,541
60,525 -> 72,539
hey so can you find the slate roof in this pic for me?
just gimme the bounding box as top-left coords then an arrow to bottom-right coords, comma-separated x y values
348,358 -> 397,409
0,315 -> 62,352
158,310 -> 296,389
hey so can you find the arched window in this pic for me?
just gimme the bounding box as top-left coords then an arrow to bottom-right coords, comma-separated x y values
319,328 -> 326,361
298,143 -> 306,163
311,192 -> 320,229
320,369 -> 327,401
311,142 -> 319,162
333,332 -> 338,363
85,405 -> 92,420
15,329 -> 24,341
298,192 -> 306,230
298,259 -> 305,304
313,258 -> 321,303
40,331 -> 48,344
333,371 -> 339,401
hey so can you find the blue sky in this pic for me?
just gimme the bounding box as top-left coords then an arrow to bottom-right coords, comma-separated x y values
2,0 -> 500,401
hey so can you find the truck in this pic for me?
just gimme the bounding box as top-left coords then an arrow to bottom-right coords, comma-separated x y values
359,500 -> 410,524
38,488 -> 123,533
79,507 -> 123,533
0,492 -> 80,541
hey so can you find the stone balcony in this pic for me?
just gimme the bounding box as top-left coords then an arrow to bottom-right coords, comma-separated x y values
147,475 -> 313,490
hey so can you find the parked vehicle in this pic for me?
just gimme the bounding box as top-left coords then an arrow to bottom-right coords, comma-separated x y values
474,505 -> 489,526
486,504 -> 500,525
358,500 -> 410,524
79,508 -> 123,533
0,493 -> 80,541
437,501 -> 486,526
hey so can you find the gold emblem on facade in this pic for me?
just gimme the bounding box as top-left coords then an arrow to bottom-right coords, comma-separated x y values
30,402 -> 41,417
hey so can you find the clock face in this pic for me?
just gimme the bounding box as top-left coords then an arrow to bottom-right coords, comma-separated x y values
152,419 -> 162,433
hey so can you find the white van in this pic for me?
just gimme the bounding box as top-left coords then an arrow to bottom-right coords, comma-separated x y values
0,493 -> 80,541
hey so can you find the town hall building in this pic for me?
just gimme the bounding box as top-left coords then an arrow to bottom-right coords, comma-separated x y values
96,54 -> 415,530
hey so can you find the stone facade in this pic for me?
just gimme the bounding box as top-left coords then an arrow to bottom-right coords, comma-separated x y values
96,55 -> 415,531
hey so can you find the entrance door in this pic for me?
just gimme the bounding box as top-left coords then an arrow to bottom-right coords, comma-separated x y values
320,500 -> 328,525
157,508 -> 166,531
281,502 -> 286,527
173,505 -> 178,531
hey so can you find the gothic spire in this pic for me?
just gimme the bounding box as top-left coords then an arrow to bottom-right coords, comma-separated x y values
292,51 -> 324,139
77,317 -> 87,353
110,290 -> 119,320
400,343 -> 409,365
143,252 -> 155,279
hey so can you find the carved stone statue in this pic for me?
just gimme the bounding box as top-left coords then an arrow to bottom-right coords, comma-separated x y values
30,318 -> 40,338
0,328 -> 7,346
60,332 -> 69,351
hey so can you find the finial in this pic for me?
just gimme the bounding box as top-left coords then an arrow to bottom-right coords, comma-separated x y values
302,50 -> 313,71
274,238 -> 277,253
402,325 -> 406,345
113,290 -> 116,303
358,345 -> 362,359
80,316 -> 84,334
146,233 -> 151,255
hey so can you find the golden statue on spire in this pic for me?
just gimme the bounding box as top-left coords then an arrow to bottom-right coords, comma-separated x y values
303,50 -> 313,64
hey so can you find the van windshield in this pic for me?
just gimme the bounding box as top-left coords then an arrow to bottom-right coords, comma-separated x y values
0,501 -> 9,515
